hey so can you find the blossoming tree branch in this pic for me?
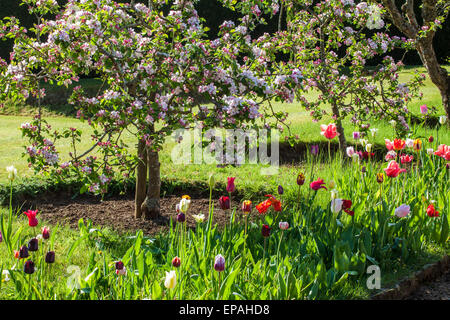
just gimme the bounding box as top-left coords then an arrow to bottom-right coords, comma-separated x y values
0,0 -> 300,219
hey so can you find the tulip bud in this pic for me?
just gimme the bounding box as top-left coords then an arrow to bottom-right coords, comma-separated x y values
24,260 -> 35,274
208,173 -> 215,188
6,165 -> 17,182
28,238 -> 39,252
214,254 -> 225,272
241,200 -> 252,214
428,136 -> 434,143
296,172 -> 305,186
439,115 -> 447,125
365,143 -> 372,153
277,185 -> 284,195
361,166 -> 366,173
279,221 -> 289,230
376,173 -> 384,184
45,251 -> 55,264
42,226 -> 50,240
261,224 -> 271,237
172,256 -> 181,268
19,245 -> 29,259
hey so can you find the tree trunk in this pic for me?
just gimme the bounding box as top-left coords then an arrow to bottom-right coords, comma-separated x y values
416,38 -> 450,121
141,147 -> 161,219
135,139 -> 147,219
331,102 -> 347,151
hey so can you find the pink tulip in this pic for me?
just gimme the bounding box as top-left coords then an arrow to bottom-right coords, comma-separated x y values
310,178 -> 327,191
226,177 -> 236,193
384,160 -> 406,178
420,104 -> 428,114
395,204 -> 410,218
385,139 -> 394,151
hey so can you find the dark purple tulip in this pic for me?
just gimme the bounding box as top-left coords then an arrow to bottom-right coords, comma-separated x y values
310,144 -> 319,156
45,251 -> 55,264
176,212 -> 186,223
261,224 -> 271,238
24,260 -> 35,274
277,185 -> 284,195
115,261 -> 124,270
428,136 -> 434,143
19,245 -> 29,258
28,238 -> 39,252
361,166 -> 366,173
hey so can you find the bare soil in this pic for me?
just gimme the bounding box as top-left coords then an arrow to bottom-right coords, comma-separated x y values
24,192 -> 251,236
406,270 -> 450,300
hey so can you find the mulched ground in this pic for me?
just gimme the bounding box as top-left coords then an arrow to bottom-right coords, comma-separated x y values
406,270 -> 450,300
24,193 -> 253,236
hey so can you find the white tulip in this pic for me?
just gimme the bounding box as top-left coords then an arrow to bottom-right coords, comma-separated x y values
365,143 -> 373,153
331,198 -> 344,214
6,166 -> 17,181
164,270 -> 177,289
439,115 -> 447,125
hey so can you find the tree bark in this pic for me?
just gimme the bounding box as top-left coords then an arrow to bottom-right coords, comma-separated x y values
135,139 -> 147,219
331,102 -> 347,151
141,147 -> 161,219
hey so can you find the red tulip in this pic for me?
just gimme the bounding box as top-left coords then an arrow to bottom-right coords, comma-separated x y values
320,123 -> 338,140
219,196 -> 230,210
310,178 -> 327,191
426,204 -> 439,217
241,200 -> 252,213
256,199 -> 272,214
226,177 -> 236,193
42,226 -> 50,240
434,144 -> 450,160
261,224 -> 271,237
172,256 -> 181,268
23,209 -> 38,227
393,139 -> 406,151
265,194 -> 282,212
384,160 -> 406,178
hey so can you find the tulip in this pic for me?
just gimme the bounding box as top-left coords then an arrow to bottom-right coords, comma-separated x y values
279,222 -> 289,230
330,189 -> 338,199
427,148 -> 434,155
45,251 -> 55,264
384,160 -> 406,178
370,128 -> 378,138
261,224 -> 271,238
176,212 -> 186,223
226,177 -> 236,193
265,195 -> 282,212
28,238 -> 39,252
14,250 -> 20,259
179,197 -> 191,213
393,139 -> 406,151
24,260 -> 35,275
208,173 -> 215,188
115,261 -> 124,270
0,230 -> 2,243
192,214 -> 205,223
6,165 -> 17,182
420,104 -> 428,114
428,136 -> 434,143
24,209 -> 38,227
426,204 -> 439,217
434,144 -> 450,159
256,199 -> 271,214
365,144 -> 373,153
389,120 -> 397,127
42,226 -> 50,240
116,266 -> 127,276
360,139 -> 369,147
19,245 -> 29,259
296,172 -> 305,185
242,200 -> 252,214
439,115 -> 447,125
400,155 -> 414,164
376,173 -> 384,184
331,198 -> 344,214
277,185 -> 284,195
310,144 -> 319,156
2,270 -> 10,282
219,196 -> 230,210
395,204 -> 410,218
385,139 -> 394,151
172,256 -> 181,268
351,153 -> 360,162
164,270 -> 177,289
320,123 -> 338,140
346,146 -> 355,157
214,254 -> 225,272
385,150 -> 397,161
405,138 -> 414,148
310,178 -> 327,191
413,139 -> 422,151
352,131 -> 360,140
